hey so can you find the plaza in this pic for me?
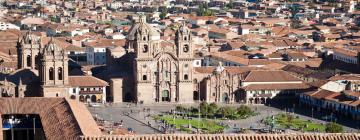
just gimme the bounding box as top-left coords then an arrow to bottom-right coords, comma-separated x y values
88,102 -> 359,135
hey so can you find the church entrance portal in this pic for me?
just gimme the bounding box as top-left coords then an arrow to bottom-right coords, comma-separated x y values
161,90 -> 170,102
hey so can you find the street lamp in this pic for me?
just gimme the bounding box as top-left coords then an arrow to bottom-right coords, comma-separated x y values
311,107 -> 314,119
9,116 -> 15,140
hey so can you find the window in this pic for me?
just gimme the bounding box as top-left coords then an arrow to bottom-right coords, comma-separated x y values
184,64 -> 188,68
143,36 -> 146,41
143,75 -> 147,80
58,67 -> 63,80
224,80 -> 228,84
49,67 -> 54,80
26,55 -> 31,67
183,45 -> 189,52
73,88 -> 76,93
143,45 -> 148,53
184,74 -> 188,80
184,36 -> 187,41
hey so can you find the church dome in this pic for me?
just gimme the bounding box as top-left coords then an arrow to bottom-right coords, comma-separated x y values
127,14 -> 160,41
214,62 -> 225,74
43,38 -> 62,56
22,31 -> 40,44
178,23 -> 190,35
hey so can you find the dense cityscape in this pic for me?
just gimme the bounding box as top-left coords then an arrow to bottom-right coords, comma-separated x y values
0,0 -> 359,139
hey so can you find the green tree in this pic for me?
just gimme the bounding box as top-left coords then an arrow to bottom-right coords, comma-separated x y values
159,9 -> 168,19
175,105 -> 187,113
290,19 -> 302,29
217,106 -> 236,118
208,103 -> 218,117
236,105 -> 252,116
199,102 -> 209,116
225,1 -> 234,9
325,122 -> 344,133
196,3 -> 214,16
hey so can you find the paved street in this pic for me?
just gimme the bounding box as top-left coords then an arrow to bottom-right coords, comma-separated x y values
88,103 -> 359,134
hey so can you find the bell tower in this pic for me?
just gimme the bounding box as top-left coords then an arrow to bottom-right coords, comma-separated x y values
17,31 -> 42,70
40,38 -> 69,97
175,22 -> 194,103
135,15 -> 152,59
175,22 -> 193,59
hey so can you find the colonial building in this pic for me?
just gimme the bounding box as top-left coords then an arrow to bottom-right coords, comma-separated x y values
0,31 -> 109,103
194,64 -> 309,104
127,15 -> 194,103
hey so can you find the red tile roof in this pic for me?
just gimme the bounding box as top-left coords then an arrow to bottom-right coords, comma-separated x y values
69,76 -> 108,87
243,83 -> 309,90
244,70 -> 301,82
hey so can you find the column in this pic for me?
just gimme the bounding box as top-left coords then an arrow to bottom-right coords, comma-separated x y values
102,87 -> 106,104
31,53 -> 35,69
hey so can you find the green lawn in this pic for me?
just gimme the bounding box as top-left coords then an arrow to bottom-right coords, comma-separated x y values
153,115 -> 226,133
265,114 -> 326,132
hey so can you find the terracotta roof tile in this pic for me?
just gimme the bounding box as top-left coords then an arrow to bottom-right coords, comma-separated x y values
244,70 -> 301,82
243,83 -> 309,90
69,76 -> 108,87
0,98 -> 101,140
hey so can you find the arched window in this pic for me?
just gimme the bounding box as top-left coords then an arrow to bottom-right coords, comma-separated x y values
183,45 -> 189,53
58,67 -> 63,80
26,55 -> 31,67
143,36 -> 146,41
184,36 -> 187,41
184,74 -> 188,80
142,75 -> 147,80
143,45 -> 148,53
35,55 -> 39,70
193,79 -> 198,84
49,67 -> 54,80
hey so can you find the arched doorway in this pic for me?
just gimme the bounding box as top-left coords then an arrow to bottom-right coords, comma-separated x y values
222,93 -> 229,103
255,98 -> 259,104
261,98 -> 265,104
193,91 -> 199,100
85,95 -> 91,103
235,92 -> 242,102
79,95 -> 84,102
91,95 -> 97,102
162,90 -> 170,102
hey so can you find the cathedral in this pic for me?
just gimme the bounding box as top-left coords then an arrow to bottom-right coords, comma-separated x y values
107,14 -> 310,104
126,15 -> 195,103
0,31 -> 108,103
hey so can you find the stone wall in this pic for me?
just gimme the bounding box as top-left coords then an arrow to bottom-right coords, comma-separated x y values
81,133 -> 360,140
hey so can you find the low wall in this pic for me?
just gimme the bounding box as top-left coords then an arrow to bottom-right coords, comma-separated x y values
81,133 -> 360,140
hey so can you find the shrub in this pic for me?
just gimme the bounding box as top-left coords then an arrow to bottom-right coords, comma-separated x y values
325,122 -> 344,133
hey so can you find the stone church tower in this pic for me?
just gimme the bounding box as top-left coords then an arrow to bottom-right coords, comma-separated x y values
127,15 -> 194,103
17,31 -> 42,70
39,39 -> 69,97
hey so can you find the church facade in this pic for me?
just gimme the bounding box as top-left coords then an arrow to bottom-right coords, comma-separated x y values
127,15 -> 194,103
0,31 -> 109,103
